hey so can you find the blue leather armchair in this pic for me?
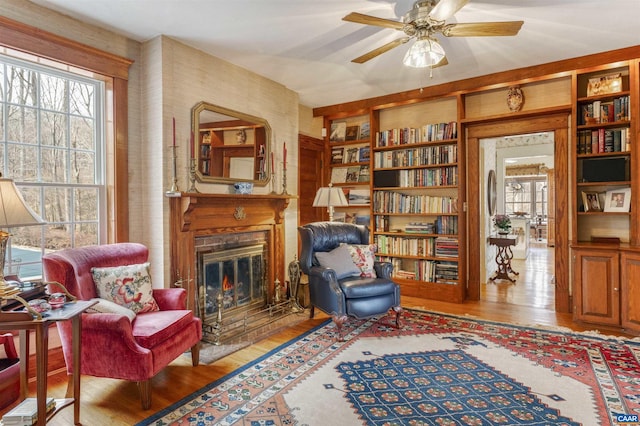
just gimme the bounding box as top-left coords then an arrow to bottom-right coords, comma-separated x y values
298,222 -> 402,340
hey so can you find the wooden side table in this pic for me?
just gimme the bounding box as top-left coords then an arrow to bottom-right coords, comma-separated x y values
488,235 -> 519,283
0,300 -> 96,425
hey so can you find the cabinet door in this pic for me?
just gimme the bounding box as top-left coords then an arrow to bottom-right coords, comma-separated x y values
620,251 -> 640,331
573,248 -> 620,326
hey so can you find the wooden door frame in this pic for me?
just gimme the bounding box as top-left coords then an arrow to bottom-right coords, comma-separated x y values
465,109 -> 571,313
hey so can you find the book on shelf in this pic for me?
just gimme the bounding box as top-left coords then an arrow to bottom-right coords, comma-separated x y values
359,122 -> 370,139
330,121 -> 347,142
404,222 -> 435,233
358,146 -> 370,162
2,397 -> 56,426
349,189 -> 370,205
358,165 -> 370,182
330,147 -> 344,164
345,147 -> 359,163
345,166 -> 361,183
345,125 -> 360,141
330,167 -> 348,184
580,95 -> 629,125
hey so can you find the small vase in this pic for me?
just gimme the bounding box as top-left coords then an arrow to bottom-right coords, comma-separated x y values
498,230 -> 509,236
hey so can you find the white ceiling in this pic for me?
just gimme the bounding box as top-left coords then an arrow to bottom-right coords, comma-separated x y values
29,0 -> 640,108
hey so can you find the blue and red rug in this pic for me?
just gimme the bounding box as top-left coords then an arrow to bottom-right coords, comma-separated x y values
139,309 -> 640,425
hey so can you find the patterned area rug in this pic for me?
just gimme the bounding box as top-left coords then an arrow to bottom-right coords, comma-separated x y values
139,309 -> 640,425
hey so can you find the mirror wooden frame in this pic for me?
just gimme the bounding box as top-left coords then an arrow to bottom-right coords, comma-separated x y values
192,101 -> 271,186
487,169 -> 497,216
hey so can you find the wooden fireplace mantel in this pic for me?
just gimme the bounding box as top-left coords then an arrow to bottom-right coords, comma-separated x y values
168,192 -> 292,312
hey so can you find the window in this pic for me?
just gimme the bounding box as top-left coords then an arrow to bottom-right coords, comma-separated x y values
504,177 -> 548,218
0,54 -> 105,279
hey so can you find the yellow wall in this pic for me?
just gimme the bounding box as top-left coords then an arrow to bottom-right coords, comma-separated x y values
0,0 -> 302,285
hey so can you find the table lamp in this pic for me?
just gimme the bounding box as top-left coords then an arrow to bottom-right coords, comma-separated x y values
0,178 -> 44,297
312,183 -> 348,222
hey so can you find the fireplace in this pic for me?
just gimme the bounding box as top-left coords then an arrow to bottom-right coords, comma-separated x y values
169,193 -> 292,344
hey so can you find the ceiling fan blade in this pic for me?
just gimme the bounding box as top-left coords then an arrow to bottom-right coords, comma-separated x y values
432,56 -> 449,69
442,21 -> 524,37
429,0 -> 469,22
343,12 -> 405,30
352,37 -> 411,64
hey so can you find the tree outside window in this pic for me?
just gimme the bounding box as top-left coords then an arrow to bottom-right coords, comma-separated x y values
0,54 -> 104,279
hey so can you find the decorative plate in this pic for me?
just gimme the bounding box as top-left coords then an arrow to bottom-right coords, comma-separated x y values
507,86 -> 524,112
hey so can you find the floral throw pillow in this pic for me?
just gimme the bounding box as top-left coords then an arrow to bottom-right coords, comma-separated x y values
341,243 -> 377,278
91,262 -> 159,313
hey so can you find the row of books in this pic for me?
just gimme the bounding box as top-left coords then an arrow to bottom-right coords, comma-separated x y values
435,237 -> 458,258
577,128 -> 630,154
579,95 -> 630,126
379,257 -> 458,283
374,215 -> 458,235
374,235 -> 458,259
331,146 -> 370,164
373,191 -> 458,214
373,144 -> 457,168
390,166 -> 458,188
375,121 -> 458,147
405,222 -> 435,233
2,397 -> 56,426
330,165 -> 370,183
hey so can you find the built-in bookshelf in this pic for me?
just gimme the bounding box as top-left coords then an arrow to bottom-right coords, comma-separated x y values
574,64 -> 632,243
325,113 -> 372,226
571,60 -> 640,330
370,98 -> 463,302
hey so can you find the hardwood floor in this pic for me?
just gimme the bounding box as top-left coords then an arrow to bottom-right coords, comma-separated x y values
482,241 -> 555,310
4,248 -> 633,425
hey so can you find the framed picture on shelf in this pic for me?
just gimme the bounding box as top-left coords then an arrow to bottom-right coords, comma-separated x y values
603,187 -> 631,212
581,191 -> 602,212
345,125 -> 360,141
330,121 -> 347,142
587,73 -> 622,97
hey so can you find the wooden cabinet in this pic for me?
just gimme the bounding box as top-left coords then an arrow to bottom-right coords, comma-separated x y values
620,250 -> 640,330
573,245 -> 640,333
572,246 -> 620,326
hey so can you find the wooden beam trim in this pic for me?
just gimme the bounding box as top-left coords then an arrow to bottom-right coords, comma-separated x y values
314,45 -> 640,117
0,16 -> 133,80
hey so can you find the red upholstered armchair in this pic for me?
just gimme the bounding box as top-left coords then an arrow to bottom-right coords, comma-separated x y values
0,332 -> 20,410
42,243 -> 202,410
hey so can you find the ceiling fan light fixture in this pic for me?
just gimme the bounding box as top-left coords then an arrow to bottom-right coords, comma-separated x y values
402,36 -> 445,68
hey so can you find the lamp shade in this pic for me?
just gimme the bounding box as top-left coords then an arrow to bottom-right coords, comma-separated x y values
312,185 -> 348,208
403,36 -> 445,68
0,179 -> 43,227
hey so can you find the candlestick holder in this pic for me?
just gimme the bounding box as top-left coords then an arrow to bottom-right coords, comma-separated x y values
271,172 -> 278,194
281,167 -> 289,195
188,158 -> 199,193
165,144 -> 180,197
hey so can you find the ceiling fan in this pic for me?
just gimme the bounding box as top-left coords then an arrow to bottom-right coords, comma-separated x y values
343,0 -> 523,68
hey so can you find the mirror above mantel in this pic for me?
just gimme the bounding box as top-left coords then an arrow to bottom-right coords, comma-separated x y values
192,101 -> 271,186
